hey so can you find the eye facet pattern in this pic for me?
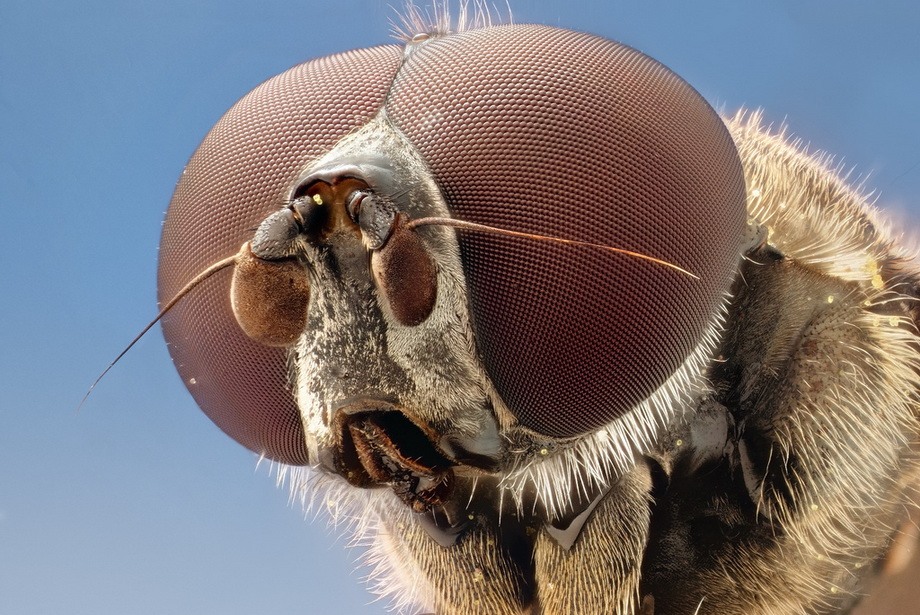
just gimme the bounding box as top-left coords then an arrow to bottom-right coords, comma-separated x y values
384,25 -> 746,437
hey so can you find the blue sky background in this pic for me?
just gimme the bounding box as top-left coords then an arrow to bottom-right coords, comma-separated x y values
2,1 -> 919,613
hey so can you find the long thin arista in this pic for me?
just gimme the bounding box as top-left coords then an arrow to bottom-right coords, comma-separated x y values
408,217 -> 700,280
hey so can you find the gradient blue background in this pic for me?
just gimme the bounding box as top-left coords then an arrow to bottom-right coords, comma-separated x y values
2,1 -> 919,613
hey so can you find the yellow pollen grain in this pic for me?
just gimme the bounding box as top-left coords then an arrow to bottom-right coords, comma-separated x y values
312,193 -> 324,205
889,316 -> 900,327
826,295 -> 835,304
871,274 -> 884,289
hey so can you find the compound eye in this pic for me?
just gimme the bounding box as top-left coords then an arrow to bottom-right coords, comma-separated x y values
384,25 -> 747,438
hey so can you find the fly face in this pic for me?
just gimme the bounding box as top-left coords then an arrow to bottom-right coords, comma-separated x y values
270,126 -> 504,512
156,18 -> 920,615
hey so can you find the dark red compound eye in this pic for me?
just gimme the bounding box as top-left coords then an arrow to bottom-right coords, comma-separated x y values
384,25 -> 745,437
158,24 -> 746,462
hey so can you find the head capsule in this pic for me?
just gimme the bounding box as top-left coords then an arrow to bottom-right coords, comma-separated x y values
158,24 -> 745,466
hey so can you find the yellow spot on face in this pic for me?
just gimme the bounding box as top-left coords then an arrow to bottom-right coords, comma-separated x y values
872,274 -> 884,289
311,193 -> 324,205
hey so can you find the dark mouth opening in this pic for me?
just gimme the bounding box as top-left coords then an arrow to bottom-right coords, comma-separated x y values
333,406 -> 456,512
